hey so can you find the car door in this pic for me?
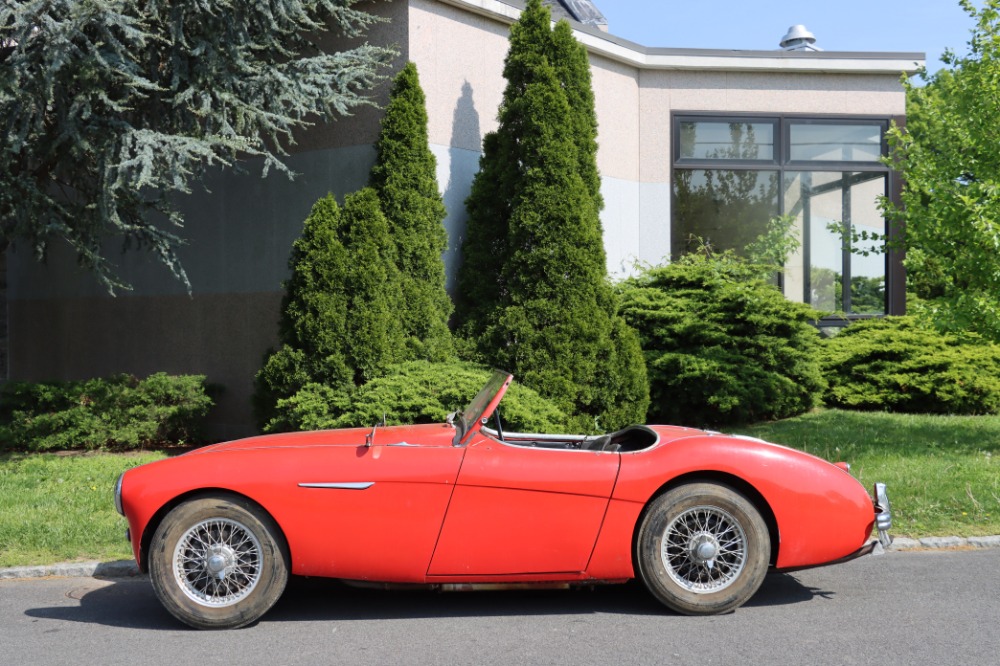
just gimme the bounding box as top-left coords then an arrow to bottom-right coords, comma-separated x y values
427,433 -> 620,576
272,438 -> 467,582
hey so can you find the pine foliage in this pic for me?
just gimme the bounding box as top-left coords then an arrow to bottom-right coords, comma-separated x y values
619,252 -> 825,427
819,317 -> 1000,415
456,0 -> 648,431
267,360 -> 569,433
0,0 -> 393,292
370,62 -> 453,361
253,189 -> 405,429
0,373 -> 214,451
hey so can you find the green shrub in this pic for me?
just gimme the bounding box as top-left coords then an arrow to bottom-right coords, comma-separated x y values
266,360 -> 569,434
819,317 -> 1000,414
257,63 -> 460,432
619,252 -> 826,427
0,374 -> 214,451
370,62 -> 454,362
253,189 -> 406,428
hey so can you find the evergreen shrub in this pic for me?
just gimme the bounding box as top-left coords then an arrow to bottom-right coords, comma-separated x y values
253,189 -> 405,429
0,373 -> 214,451
265,360 -> 568,434
370,62 -> 454,361
819,317 -> 1000,414
619,252 -> 825,427
455,0 -> 648,430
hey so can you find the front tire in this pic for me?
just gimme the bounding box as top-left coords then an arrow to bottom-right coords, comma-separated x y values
636,483 -> 770,615
148,495 -> 289,629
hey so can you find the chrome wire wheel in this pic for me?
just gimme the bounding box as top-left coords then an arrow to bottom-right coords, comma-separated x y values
637,483 -> 770,615
661,505 -> 747,593
172,518 -> 263,607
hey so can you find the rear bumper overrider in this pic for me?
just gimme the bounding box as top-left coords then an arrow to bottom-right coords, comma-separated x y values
874,482 -> 892,548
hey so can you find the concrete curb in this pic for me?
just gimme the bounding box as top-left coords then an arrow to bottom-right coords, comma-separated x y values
886,535 -> 1000,551
0,560 -> 142,581
3,535 -> 1000,581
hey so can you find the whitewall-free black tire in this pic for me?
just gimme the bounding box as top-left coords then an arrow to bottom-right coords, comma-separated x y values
636,482 -> 770,615
148,495 -> 289,629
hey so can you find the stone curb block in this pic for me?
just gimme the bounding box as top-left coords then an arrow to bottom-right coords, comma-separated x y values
0,560 -> 141,581
919,536 -> 967,549
887,535 -> 1000,551
967,535 -> 1000,549
887,537 -> 921,550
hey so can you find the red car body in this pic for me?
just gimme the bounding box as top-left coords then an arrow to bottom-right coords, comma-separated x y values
116,371 -> 891,628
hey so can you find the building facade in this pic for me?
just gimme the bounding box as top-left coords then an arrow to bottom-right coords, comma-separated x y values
3,0 -> 923,437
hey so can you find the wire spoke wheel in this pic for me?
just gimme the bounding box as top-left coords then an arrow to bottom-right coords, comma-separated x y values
149,496 -> 289,629
637,483 -> 770,615
173,518 -> 263,606
661,506 -> 747,593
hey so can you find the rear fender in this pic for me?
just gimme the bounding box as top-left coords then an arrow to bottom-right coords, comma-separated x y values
610,435 -> 875,570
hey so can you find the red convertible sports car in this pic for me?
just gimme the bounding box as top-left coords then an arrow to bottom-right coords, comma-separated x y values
115,371 -> 892,629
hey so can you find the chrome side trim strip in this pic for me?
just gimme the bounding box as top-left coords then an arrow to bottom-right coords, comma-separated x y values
298,482 -> 375,490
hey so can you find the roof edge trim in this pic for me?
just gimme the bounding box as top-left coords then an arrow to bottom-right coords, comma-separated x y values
434,0 -> 925,74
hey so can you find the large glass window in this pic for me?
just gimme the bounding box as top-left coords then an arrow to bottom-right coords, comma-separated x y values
788,123 -> 883,163
672,115 -> 891,316
678,120 -> 776,162
783,171 -> 887,314
672,169 -> 779,258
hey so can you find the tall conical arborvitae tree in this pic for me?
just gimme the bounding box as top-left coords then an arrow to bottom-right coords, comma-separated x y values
253,189 -> 405,430
550,21 -> 603,209
370,62 -> 454,361
457,0 -> 649,430
454,0 -> 553,336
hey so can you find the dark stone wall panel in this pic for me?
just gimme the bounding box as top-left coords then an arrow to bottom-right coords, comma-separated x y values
8,291 -> 284,441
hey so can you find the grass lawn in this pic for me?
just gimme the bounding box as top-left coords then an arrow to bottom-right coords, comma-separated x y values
1,409 -> 998,567
0,451 -> 165,568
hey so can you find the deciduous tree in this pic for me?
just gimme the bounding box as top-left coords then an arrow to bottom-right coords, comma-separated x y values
885,0 -> 1000,340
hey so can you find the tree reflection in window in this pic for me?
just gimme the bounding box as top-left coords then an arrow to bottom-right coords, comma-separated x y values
673,122 -> 778,258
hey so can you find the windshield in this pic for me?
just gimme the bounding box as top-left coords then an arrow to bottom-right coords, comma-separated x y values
456,370 -> 511,445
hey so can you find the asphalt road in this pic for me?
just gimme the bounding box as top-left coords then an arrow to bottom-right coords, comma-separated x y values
2,549 -> 998,666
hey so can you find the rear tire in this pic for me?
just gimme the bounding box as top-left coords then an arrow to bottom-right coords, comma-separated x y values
148,495 -> 289,629
636,483 -> 770,615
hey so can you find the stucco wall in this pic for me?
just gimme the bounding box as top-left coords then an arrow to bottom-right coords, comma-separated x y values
407,0 -> 907,274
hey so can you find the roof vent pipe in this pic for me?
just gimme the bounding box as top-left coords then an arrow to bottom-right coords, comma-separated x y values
779,25 -> 822,51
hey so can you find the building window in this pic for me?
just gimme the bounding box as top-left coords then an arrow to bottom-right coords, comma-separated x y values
672,114 -> 896,316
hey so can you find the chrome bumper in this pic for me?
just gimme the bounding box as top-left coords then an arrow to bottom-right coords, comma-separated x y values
874,482 -> 892,548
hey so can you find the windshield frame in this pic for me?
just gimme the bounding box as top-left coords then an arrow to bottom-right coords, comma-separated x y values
456,370 -> 512,446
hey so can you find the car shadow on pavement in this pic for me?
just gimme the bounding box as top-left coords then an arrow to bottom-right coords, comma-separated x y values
22,571 -> 826,630
747,572 -> 836,607
24,579 -> 178,630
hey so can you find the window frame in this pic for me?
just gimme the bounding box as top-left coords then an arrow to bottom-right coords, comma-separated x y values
784,117 -> 888,168
674,116 -> 780,166
671,112 -> 903,317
